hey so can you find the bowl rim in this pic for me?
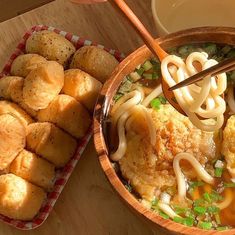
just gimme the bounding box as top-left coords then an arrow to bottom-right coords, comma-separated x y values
93,26 -> 235,235
151,0 -> 169,35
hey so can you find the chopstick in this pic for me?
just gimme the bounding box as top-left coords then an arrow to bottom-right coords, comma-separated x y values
169,57 -> 235,91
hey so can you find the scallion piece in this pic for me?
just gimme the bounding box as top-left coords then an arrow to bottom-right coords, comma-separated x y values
224,182 -> 235,188
207,206 -> 219,214
216,226 -> 230,231
198,221 -> 213,230
194,206 -> 206,215
152,71 -> 159,80
184,217 -> 194,227
203,192 -> 211,203
151,198 -> 158,210
215,213 -> 221,225
150,98 -> 161,110
215,167 -> 223,177
159,211 -> 169,219
136,67 -> 144,76
173,216 -> 183,223
142,60 -> 153,71
143,73 -> 153,79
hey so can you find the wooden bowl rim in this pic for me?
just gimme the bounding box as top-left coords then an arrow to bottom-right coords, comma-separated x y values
93,26 -> 235,235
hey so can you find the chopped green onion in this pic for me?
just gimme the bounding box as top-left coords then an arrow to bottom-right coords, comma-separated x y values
207,206 -> 219,214
189,181 -> 205,189
215,213 -> 221,225
173,206 -> 187,215
136,67 -> 144,76
152,71 -> 160,80
125,183 -> 132,192
216,226 -> 230,231
159,211 -> 170,219
210,191 -> 223,202
198,221 -> 213,230
173,216 -> 184,223
150,98 -> 161,110
129,72 -> 141,82
224,182 -> 235,188
227,49 -> 235,58
151,198 -> 158,210
158,96 -> 167,104
143,73 -> 153,79
152,63 -> 161,72
204,43 -> 217,56
215,167 -> 223,177
142,60 -> 153,71
194,199 -> 205,207
194,206 -> 206,215
203,193 -> 212,203
184,217 -> 194,227
113,93 -> 123,102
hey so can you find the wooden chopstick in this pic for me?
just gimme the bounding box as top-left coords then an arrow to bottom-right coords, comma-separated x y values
169,57 -> 235,91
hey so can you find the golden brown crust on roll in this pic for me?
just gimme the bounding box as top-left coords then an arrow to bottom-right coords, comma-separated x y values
10,149 -> 55,190
70,46 -> 118,83
62,69 -> 102,111
26,30 -> 76,67
0,174 -> 46,220
37,94 -> 91,139
0,101 -> 33,127
0,114 -> 26,170
23,61 -> 64,110
10,54 -> 47,77
26,122 -> 77,167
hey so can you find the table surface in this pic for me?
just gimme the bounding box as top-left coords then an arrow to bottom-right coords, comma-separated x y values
0,1 -> 168,234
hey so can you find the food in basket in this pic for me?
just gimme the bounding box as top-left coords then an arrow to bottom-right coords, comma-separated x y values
26,122 -> 77,167
0,174 -> 46,220
26,30 -> 76,67
70,46 -> 119,83
23,61 -> 64,110
62,69 -> 102,111
10,54 -> 47,77
10,149 -> 55,190
0,114 -> 25,170
37,94 -> 91,139
0,101 -> 33,127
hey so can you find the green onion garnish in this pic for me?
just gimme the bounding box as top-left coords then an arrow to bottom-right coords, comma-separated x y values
142,60 -> 153,71
216,226 -> 230,231
207,206 -> 219,214
151,198 -> 158,210
159,211 -> 169,219
143,73 -> 153,79
189,181 -> 204,189
152,71 -> 159,79
136,67 -> 145,76
224,182 -> 235,188
194,206 -> 206,215
215,213 -> 221,225
198,221 -> 213,230
173,217 -> 194,227
215,168 -> 223,177
203,192 -> 211,203
150,98 -> 161,110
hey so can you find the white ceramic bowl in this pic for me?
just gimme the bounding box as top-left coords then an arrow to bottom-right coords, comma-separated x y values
151,0 -> 235,36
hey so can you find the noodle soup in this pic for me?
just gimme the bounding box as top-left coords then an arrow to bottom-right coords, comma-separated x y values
108,43 -> 235,231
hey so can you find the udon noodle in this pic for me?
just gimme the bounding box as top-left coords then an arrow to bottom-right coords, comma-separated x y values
109,43 -> 235,230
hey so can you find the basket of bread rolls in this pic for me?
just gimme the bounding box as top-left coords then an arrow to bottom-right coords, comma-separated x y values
0,25 -> 123,229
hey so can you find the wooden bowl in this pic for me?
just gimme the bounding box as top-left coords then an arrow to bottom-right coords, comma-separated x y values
93,27 -> 235,235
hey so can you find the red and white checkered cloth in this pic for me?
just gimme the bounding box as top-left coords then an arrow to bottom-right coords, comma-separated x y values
0,25 -> 125,230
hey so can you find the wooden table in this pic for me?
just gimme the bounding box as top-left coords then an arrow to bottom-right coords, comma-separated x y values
0,1 -> 168,234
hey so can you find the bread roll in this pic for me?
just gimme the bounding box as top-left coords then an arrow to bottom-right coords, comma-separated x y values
0,76 -> 37,117
0,101 -> 33,127
62,69 -> 102,111
37,94 -> 91,139
26,122 -> 77,167
11,54 -> 47,77
10,149 -> 55,190
0,114 -> 26,170
23,61 -> 64,110
70,46 -> 119,83
0,174 -> 46,220
0,76 -> 22,100
26,30 -> 76,67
